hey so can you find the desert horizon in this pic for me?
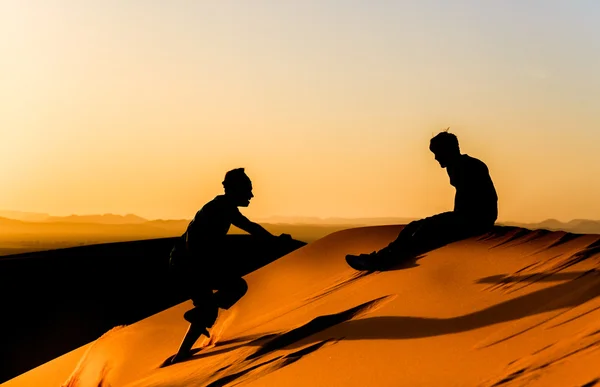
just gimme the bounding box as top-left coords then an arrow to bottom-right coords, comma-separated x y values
5,209 -> 600,230
3,209 -> 600,258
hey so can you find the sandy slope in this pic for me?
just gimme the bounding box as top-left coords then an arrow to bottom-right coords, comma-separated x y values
6,225 -> 600,387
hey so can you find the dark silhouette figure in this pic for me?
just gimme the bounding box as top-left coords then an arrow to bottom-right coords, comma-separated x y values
168,168 -> 294,363
347,130 -> 498,270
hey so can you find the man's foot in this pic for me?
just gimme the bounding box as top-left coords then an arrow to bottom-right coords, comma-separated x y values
169,351 -> 192,365
345,246 -> 399,271
170,323 -> 211,365
345,254 -> 373,271
346,252 -> 386,271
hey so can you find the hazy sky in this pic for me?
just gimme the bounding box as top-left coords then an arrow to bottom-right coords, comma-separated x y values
1,1 -> 599,222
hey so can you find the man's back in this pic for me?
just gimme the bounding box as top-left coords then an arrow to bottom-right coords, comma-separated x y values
185,195 -> 242,253
447,154 -> 498,224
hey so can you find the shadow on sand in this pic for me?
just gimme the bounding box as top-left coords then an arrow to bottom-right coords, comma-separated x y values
0,235 -> 305,383
188,269 -> 600,365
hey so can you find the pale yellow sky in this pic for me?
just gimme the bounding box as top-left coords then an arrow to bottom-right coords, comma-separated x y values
1,1 -> 599,223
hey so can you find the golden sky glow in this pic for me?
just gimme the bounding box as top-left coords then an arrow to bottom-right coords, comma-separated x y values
1,1 -> 599,222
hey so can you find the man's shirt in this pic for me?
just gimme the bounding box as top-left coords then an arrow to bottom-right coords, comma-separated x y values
446,154 -> 498,224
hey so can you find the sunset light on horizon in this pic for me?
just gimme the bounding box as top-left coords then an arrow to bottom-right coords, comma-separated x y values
1,1 -> 599,223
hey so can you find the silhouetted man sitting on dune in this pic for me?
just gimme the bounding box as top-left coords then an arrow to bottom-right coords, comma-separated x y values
346,130 -> 498,271
168,168 -> 293,363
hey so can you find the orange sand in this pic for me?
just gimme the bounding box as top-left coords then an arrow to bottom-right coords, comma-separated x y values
6,225 -> 600,386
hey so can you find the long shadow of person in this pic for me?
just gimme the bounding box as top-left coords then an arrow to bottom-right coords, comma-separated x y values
236,270 -> 600,358
331,270 -> 600,344
322,270 -> 598,346
161,270 -> 600,367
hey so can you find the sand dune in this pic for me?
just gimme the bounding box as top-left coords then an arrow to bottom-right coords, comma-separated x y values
5,225 -> 600,386
0,235 -> 305,383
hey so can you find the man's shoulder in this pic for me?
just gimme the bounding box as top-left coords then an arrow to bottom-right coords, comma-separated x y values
200,195 -> 231,211
462,154 -> 489,170
194,195 -> 223,214
205,195 -> 240,213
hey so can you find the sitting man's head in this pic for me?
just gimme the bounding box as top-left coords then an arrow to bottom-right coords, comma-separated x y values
429,129 -> 461,168
223,168 -> 254,207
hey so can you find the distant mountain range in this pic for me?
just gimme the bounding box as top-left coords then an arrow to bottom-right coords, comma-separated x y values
500,218 -> 600,235
0,210 -> 161,224
2,210 -> 600,235
254,215 -> 418,226
258,215 -> 600,235
0,215 -> 189,238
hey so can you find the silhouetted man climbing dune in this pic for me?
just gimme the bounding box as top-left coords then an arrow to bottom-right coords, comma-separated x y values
347,130 -> 498,271
168,168 -> 294,364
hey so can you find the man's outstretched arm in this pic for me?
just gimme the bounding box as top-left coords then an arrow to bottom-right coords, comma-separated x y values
232,213 -> 277,239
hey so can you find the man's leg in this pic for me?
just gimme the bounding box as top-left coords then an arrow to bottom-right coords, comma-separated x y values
376,212 -> 457,266
405,212 -> 489,256
384,219 -> 425,253
354,220 -> 424,259
347,212 -> 492,271
183,276 -> 248,326
172,287 -> 217,362
184,287 -> 219,328
172,324 -> 209,363
213,277 -> 248,310
346,219 -> 425,270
